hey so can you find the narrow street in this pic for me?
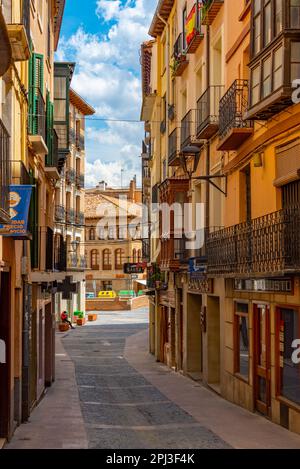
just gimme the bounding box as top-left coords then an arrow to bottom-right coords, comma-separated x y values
6,308 -> 300,450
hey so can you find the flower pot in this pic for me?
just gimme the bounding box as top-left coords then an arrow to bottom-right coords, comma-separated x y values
77,318 -> 86,326
88,314 -> 97,322
59,323 -> 70,332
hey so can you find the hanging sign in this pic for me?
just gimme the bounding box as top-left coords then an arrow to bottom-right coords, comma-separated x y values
0,185 -> 32,238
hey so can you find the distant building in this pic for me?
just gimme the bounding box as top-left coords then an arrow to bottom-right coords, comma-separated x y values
85,179 -> 145,296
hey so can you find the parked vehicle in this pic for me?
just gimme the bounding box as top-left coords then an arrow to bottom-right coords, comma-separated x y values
98,291 -> 117,299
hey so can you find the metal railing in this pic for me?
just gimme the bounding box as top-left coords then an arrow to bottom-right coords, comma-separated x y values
28,87 -> 46,142
66,168 -> 76,185
219,79 -> 252,140
66,208 -> 75,224
173,32 -> 186,59
68,254 -> 87,270
181,109 -> 197,149
207,207 -> 300,276
168,128 -> 178,164
55,205 -> 66,222
0,120 -> 10,215
197,85 -> 224,136
76,134 -> 85,151
75,211 -> 84,226
75,173 -> 85,189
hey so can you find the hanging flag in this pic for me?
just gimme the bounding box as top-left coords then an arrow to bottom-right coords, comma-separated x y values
185,2 -> 203,47
0,185 -> 32,238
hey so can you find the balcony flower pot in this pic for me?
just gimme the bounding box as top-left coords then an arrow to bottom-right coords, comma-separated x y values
88,314 -> 97,322
59,323 -> 70,332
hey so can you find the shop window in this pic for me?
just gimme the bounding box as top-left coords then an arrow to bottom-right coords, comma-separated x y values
234,302 -> 250,380
278,308 -> 300,405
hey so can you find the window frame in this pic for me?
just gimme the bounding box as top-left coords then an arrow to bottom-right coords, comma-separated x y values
234,301 -> 250,383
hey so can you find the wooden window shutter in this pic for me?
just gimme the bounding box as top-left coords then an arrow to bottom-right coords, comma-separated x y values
274,139 -> 300,187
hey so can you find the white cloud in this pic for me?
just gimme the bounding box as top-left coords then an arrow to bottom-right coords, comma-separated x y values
57,0 -> 156,187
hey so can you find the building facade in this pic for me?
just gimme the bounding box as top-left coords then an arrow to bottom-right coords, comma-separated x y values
142,0 -> 300,435
85,180 -> 145,296
0,0 -> 67,442
53,68 -> 95,320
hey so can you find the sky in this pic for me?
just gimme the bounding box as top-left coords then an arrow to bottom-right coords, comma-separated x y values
56,0 -> 157,188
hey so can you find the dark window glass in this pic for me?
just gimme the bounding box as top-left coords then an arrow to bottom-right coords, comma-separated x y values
235,303 -> 249,380
279,309 -> 300,405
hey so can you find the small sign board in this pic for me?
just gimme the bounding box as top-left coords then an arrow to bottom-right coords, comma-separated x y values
124,263 -> 146,274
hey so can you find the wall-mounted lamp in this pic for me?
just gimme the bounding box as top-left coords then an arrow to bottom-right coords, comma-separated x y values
253,151 -> 264,168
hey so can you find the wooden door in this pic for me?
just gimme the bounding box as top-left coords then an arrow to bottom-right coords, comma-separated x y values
253,304 -> 271,416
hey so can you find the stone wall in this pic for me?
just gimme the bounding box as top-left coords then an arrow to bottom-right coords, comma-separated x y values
86,295 -> 149,311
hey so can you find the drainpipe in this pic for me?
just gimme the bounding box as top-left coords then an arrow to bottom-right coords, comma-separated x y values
206,25 -> 210,231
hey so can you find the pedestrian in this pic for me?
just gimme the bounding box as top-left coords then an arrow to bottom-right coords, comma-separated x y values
61,311 -> 75,330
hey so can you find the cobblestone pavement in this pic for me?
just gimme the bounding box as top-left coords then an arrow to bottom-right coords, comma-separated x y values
62,310 -> 231,449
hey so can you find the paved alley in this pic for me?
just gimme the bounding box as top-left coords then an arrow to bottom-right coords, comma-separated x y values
6,308 -> 300,449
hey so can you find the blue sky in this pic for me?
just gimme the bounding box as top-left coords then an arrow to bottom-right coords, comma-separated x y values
57,0 -> 157,188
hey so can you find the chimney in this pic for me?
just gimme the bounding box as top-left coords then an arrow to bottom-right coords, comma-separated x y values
129,177 -> 136,202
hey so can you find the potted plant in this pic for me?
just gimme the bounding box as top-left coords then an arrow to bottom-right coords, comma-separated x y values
76,311 -> 86,326
88,313 -> 97,322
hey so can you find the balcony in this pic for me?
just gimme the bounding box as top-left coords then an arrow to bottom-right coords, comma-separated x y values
168,128 -> 180,166
66,208 -> 75,225
172,33 -> 188,78
45,129 -> 60,180
7,0 -> 30,62
65,168 -> 76,185
217,80 -> 253,151
75,173 -> 85,189
68,254 -> 87,271
28,87 -> 47,155
201,0 -> 224,26
55,205 -> 66,222
185,3 -> 204,54
0,120 -> 10,223
0,9 -> 12,77
75,211 -> 84,227
181,109 -> 204,150
76,134 -> 85,151
207,207 -> 300,278
197,85 -> 224,139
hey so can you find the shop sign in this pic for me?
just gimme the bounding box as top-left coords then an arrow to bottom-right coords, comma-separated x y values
0,185 -> 32,238
124,263 -> 147,274
234,278 -> 293,293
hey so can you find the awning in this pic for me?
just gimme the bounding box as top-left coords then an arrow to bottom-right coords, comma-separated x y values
134,280 -> 147,286
0,9 -> 12,76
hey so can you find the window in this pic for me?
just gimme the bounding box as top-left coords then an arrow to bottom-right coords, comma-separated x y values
290,0 -> 300,29
182,6 -> 187,50
253,0 -> 262,55
234,303 -> 250,380
291,42 -> 300,83
251,65 -> 260,105
89,228 -> 95,241
132,249 -> 137,263
103,281 -> 112,291
262,56 -> 271,98
137,250 -> 142,263
275,0 -> 283,35
278,308 -> 300,405
115,249 -> 125,269
103,249 -> 112,270
252,0 -> 283,56
273,46 -> 283,90
91,250 -> 99,270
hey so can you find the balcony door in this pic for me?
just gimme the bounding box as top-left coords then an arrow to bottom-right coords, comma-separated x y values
253,304 -> 271,417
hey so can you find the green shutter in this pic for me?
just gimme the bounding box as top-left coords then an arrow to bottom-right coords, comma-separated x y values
28,53 -> 44,135
46,92 -> 54,165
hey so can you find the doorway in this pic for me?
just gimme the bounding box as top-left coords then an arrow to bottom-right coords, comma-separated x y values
0,271 -> 11,438
253,304 -> 271,416
45,303 -> 55,387
207,296 -> 221,387
185,294 -> 202,378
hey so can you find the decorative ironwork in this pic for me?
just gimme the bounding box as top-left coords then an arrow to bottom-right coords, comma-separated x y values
75,211 -> 84,226
55,204 -> 65,222
66,168 -> 76,185
219,79 -> 252,140
76,173 -> 84,189
207,207 -> 300,276
168,128 -> 178,165
66,208 -> 75,224
0,120 -> 10,217
197,85 -> 224,138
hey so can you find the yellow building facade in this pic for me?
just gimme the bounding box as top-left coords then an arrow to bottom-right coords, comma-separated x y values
142,0 -> 300,435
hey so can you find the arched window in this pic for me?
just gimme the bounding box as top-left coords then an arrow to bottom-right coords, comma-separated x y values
103,249 -> 112,270
137,249 -> 142,263
91,250 -> 99,270
115,249 -> 125,270
89,228 -> 95,241
132,249 -> 137,263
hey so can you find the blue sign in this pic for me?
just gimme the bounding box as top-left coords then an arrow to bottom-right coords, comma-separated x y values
188,257 -> 207,275
0,185 -> 32,238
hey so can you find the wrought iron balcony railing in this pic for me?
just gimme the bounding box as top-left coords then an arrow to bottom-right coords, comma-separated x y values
197,85 -> 224,139
75,173 -> 85,189
201,0 -> 224,26
0,120 -> 10,219
207,207 -> 300,277
65,168 -> 76,185
180,109 -> 203,150
66,208 -> 76,225
76,134 -> 85,151
168,128 -> 179,166
219,79 -> 253,140
75,211 -> 84,226
55,205 -> 66,222
68,254 -> 87,270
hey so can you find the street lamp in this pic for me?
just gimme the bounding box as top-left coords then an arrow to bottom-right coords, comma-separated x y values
179,145 -> 202,179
